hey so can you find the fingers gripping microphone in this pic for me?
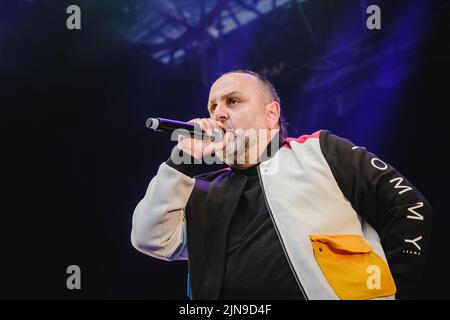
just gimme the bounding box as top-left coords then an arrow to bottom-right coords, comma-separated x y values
146,117 -> 220,141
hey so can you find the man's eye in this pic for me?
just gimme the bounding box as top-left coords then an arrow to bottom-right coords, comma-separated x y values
210,104 -> 217,112
229,98 -> 240,105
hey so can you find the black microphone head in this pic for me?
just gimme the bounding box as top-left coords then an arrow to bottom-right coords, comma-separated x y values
146,118 -> 159,130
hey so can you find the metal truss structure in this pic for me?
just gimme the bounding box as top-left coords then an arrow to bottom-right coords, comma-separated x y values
61,0 -> 449,121
123,0 -> 303,65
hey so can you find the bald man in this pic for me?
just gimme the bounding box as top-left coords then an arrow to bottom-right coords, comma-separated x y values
131,70 -> 432,300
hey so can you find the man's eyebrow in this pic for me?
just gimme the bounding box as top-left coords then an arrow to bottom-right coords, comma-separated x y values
208,91 -> 243,105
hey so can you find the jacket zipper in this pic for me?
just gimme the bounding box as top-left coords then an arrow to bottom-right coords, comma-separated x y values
257,165 -> 308,300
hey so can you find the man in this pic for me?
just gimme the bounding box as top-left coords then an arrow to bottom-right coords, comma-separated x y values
131,70 -> 432,300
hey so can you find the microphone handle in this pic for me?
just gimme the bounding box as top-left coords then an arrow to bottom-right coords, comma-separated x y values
146,118 -> 217,141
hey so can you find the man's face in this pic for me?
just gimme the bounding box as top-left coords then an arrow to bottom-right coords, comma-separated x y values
207,72 -> 276,166
207,73 -> 271,132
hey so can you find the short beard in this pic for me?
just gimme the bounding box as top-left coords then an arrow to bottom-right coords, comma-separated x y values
215,134 -> 254,167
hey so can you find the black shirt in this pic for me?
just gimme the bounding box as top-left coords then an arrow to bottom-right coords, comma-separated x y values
219,165 -> 304,299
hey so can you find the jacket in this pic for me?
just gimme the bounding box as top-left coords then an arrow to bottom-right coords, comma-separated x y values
131,130 -> 432,300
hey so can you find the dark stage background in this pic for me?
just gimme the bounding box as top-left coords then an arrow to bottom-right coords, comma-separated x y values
1,0 -> 449,299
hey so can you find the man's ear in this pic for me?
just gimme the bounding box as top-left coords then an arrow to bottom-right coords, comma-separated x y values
265,101 -> 281,129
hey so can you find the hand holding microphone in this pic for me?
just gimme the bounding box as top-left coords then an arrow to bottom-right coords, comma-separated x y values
146,117 -> 235,160
179,118 -> 236,160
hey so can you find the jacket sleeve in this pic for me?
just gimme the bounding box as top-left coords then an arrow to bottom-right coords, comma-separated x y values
131,158 -> 197,261
319,130 -> 432,299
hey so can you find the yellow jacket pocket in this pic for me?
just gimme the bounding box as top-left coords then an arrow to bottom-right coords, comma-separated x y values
309,234 -> 396,300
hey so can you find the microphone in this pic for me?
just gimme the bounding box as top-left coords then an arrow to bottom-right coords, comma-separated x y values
146,117 -> 221,141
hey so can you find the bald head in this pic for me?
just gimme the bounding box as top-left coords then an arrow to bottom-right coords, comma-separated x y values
219,70 -> 280,105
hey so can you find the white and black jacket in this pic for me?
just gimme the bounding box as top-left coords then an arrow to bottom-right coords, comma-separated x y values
131,130 -> 432,300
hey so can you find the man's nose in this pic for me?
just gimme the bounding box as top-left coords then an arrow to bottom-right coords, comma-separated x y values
214,104 -> 229,121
